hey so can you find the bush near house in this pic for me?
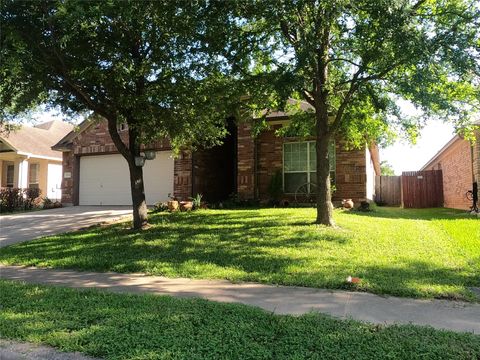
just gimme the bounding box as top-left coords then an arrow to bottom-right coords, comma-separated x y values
0,187 -> 41,213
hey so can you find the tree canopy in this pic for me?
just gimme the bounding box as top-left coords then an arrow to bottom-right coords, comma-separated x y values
380,161 -> 396,176
1,0 -> 479,227
227,0 -> 480,224
0,0 -> 240,228
235,0 -> 480,144
1,0 -> 239,148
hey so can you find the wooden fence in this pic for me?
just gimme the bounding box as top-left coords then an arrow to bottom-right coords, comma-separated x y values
375,171 -> 444,208
401,170 -> 444,208
375,175 -> 402,205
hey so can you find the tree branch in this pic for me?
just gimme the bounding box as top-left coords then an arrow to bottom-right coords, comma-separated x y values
330,70 -> 362,132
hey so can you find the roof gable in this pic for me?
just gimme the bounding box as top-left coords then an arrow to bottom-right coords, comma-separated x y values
0,120 -> 73,159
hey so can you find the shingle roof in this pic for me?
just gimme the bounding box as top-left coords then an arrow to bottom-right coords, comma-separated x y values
254,99 -> 315,120
0,120 -> 73,160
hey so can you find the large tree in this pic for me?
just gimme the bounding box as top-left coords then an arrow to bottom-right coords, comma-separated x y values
231,0 -> 480,226
1,0 -> 237,229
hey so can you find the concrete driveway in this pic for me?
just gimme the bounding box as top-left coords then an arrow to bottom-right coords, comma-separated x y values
0,206 -> 132,248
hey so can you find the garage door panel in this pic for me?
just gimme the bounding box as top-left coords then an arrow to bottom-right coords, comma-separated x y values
79,152 -> 173,206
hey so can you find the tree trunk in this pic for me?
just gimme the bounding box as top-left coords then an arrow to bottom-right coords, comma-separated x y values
127,160 -> 148,229
105,116 -> 148,230
315,134 -> 335,226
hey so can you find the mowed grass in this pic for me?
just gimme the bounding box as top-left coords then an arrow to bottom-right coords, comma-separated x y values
0,207 -> 478,300
1,280 -> 479,360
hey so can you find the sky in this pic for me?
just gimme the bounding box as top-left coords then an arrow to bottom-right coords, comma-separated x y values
379,99 -> 457,175
31,104 -> 456,176
380,120 -> 455,175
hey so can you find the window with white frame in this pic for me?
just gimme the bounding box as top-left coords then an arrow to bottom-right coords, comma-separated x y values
283,141 -> 336,193
6,165 -> 14,187
29,163 -> 39,189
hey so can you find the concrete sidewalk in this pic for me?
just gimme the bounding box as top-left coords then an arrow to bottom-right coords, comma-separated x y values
1,264 -> 479,334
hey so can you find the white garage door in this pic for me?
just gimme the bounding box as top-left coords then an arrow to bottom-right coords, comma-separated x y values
79,152 -> 174,205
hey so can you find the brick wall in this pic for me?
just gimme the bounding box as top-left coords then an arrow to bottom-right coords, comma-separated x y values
173,151 -> 192,200
72,120 -> 170,156
424,137 -> 472,209
334,142 -> 368,201
236,122 -> 369,202
256,124 -> 284,199
60,150 -> 74,205
237,122 -> 255,199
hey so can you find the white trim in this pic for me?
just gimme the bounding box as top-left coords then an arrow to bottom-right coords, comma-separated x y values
16,151 -> 62,161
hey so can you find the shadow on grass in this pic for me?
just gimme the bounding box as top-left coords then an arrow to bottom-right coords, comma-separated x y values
0,210 -> 348,279
0,209 -> 478,300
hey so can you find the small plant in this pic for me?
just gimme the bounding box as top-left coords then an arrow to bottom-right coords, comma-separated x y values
357,201 -> 372,212
152,202 -> 169,213
42,197 -> 54,209
167,193 -> 178,201
190,193 -> 203,210
24,187 -> 41,210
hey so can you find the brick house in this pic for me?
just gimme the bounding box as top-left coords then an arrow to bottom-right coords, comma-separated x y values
420,126 -> 480,210
52,114 -> 380,206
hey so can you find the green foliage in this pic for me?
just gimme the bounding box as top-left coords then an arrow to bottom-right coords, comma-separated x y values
380,161 -> 396,176
190,193 -> 203,210
1,207 -> 478,301
2,280 -> 479,360
152,202 -> 169,213
0,0 -> 240,150
229,0 -> 480,146
220,0 -> 480,224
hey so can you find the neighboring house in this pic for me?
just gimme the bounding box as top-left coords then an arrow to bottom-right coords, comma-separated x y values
0,120 -> 73,200
53,112 -> 380,207
420,124 -> 480,210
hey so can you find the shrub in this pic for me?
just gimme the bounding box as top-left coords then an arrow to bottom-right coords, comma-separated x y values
0,187 -> 44,213
152,202 -> 169,213
43,197 -> 54,209
24,187 -> 41,210
0,188 -> 24,212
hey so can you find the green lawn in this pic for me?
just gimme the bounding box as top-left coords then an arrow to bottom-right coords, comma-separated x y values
1,280 -> 479,360
0,207 -> 478,300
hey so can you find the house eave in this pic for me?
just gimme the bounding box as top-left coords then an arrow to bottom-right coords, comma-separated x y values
16,151 -> 63,161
